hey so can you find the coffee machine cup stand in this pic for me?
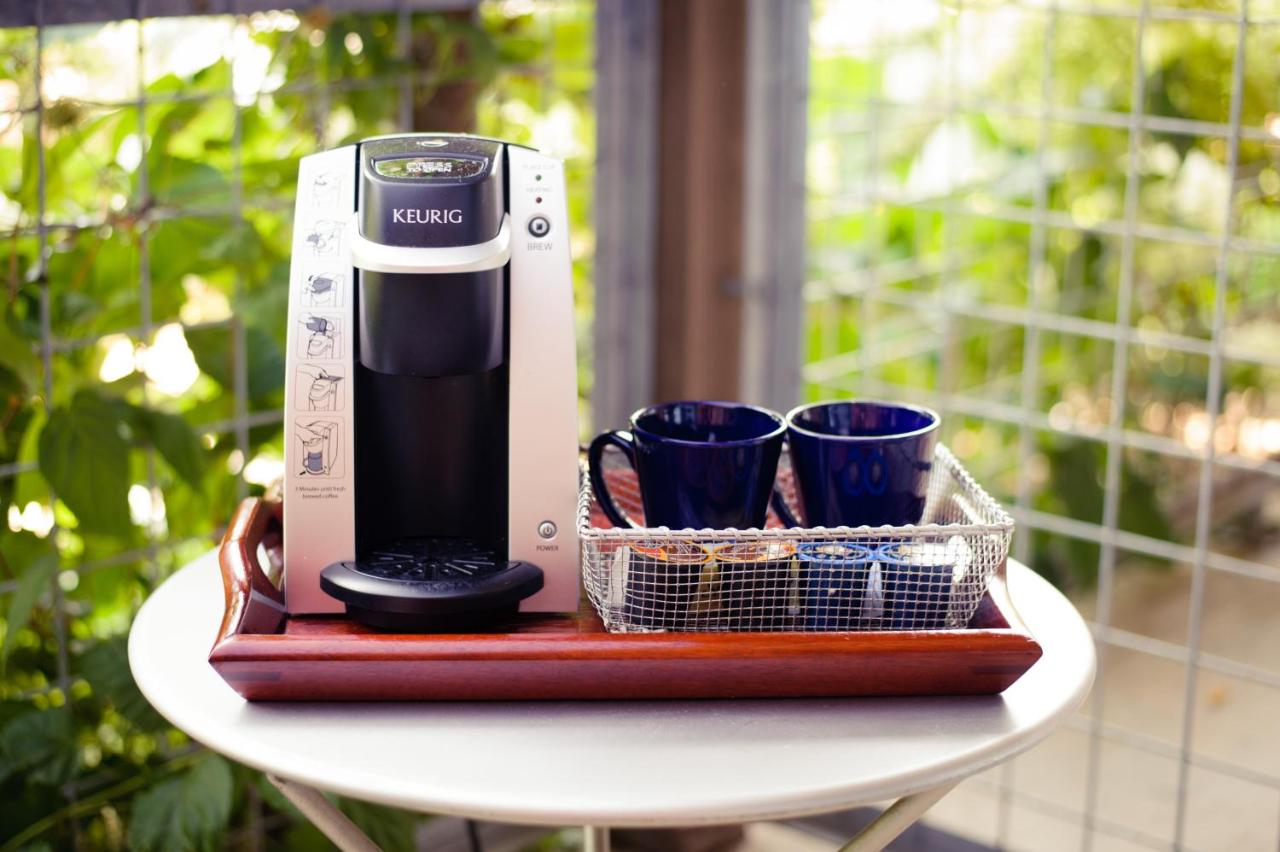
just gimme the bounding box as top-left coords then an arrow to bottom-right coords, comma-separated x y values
281,135 -> 581,631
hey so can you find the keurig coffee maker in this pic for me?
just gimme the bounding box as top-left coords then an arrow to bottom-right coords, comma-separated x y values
282,135 -> 580,629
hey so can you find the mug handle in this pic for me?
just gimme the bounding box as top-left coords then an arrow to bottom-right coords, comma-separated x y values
588,431 -> 642,529
770,487 -> 803,528
770,440 -> 803,527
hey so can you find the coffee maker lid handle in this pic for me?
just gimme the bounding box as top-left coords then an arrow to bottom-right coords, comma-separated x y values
349,212 -> 512,275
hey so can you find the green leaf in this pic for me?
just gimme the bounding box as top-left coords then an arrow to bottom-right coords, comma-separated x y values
0,530 -> 54,580
0,317 -> 39,392
1,552 -> 56,669
131,408 -> 206,488
185,324 -> 285,401
0,368 -> 35,521
37,391 -> 132,534
0,366 -> 35,485
12,407 -> 48,510
127,756 -> 233,852
74,637 -> 167,732
148,218 -> 234,283
148,157 -> 231,209
0,707 -> 77,787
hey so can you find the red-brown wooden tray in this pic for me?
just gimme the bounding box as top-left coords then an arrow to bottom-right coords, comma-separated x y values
210,498 -> 1043,701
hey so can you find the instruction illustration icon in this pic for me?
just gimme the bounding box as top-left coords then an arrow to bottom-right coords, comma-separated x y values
303,271 -> 343,308
296,365 -> 345,412
305,220 -> 343,257
298,314 -> 341,359
311,172 -> 342,208
294,419 -> 343,478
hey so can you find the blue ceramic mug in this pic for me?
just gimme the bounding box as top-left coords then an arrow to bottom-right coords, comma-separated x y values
773,400 -> 940,528
588,401 -> 786,529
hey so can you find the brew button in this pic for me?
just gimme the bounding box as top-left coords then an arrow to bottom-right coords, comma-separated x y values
527,215 -> 551,238
537,521 -> 557,539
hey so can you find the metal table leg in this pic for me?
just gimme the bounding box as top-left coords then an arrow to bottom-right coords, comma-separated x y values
837,783 -> 957,852
266,774 -> 945,852
268,774 -> 383,852
583,825 -> 611,852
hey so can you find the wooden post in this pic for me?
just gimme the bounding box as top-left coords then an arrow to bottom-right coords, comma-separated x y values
654,0 -> 748,402
593,0 -> 661,430
741,0 -> 810,412
411,10 -> 481,133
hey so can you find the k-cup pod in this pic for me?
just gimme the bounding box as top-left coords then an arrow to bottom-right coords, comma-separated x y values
796,542 -> 876,630
712,541 -> 798,631
623,540 -> 712,630
877,541 -> 959,631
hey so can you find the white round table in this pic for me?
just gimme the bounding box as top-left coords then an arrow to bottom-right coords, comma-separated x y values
129,553 -> 1094,852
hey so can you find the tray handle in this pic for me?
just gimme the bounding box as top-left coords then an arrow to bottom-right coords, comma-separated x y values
216,497 -> 287,642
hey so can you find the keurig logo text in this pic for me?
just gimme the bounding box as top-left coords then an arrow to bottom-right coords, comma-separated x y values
391,208 -> 464,224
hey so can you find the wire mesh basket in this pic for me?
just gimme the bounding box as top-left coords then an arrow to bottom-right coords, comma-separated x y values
579,443 -> 1014,633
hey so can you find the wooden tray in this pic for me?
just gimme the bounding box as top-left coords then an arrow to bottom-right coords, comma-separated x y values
211,498 -> 1043,701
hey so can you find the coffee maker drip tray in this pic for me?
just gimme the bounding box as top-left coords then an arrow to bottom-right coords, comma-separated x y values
320,538 -> 543,631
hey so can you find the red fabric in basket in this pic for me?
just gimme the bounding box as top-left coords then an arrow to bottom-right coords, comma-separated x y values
587,462 -> 797,530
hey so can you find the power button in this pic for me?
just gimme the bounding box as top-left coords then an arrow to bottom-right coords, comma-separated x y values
527,215 -> 551,238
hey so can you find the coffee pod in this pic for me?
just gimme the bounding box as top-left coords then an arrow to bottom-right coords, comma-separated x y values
796,542 -> 875,631
712,541 -> 798,631
877,541 -> 958,631
623,540 -> 712,630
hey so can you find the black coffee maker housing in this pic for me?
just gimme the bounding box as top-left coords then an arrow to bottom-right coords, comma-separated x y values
353,137 -> 510,551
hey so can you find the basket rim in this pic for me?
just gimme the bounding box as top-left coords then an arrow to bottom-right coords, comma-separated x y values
576,442 -> 1015,540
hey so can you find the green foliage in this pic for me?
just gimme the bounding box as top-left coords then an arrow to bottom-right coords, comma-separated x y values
74,637 -> 167,733
0,316 -> 40,392
38,391 -> 135,534
127,756 -> 234,852
37,390 -> 209,534
185,323 -> 286,402
131,408 -> 207,490
0,705 -> 77,787
1,551 -> 55,668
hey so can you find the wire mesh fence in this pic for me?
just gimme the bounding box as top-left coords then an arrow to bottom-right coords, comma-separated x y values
803,1 -> 1280,849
